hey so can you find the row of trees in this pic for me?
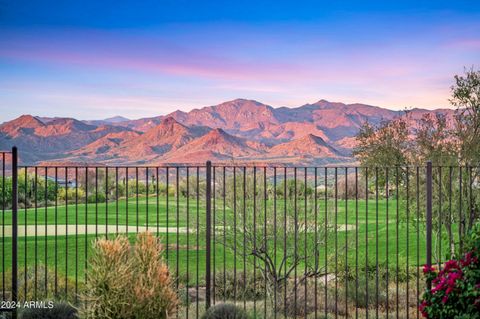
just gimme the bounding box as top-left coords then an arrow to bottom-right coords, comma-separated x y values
2,169 -> 372,210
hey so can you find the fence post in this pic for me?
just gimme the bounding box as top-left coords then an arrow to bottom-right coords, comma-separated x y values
426,161 -> 433,290
205,161 -> 212,310
11,146 -> 18,319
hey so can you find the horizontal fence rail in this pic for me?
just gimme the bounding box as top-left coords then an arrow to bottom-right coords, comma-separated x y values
1,149 -> 479,318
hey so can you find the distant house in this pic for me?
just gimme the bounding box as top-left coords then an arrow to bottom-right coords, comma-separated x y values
46,176 -> 77,188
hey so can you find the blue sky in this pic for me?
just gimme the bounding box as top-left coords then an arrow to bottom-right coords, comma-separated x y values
0,0 -> 479,121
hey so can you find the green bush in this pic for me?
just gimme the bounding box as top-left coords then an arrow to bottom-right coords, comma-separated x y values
214,270 -> 265,301
201,303 -> 248,319
342,273 -> 388,309
86,192 -> 106,203
0,266 -> 79,303
19,301 -> 77,319
57,188 -> 85,202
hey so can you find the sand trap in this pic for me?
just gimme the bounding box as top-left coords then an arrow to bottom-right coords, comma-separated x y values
335,224 -> 357,231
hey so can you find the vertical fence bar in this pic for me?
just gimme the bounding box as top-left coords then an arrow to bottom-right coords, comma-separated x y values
34,167 -> 38,300
304,168 -> 308,318
294,167 -> 298,319
364,167 -> 369,319
459,167 -> 463,252
344,167 -> 348,318
175,167 -> 180,315
186,167 -> 190,319
426,161 -> 433,290
223,167 -> 227,305
284,167 -> 288,319
212,167 -> 216,305
274,167 -> 278,319
324,167 -> 328,319
85,167 -> 88,284
416,166 -> 420,319
375,167 -> 379,317
253,166 -> 257,317
264,167 -> 268,319
355,167 -> 359,319
205,161 -> 212,310
438,167 -> 443,269
24,167 -> 27,299
406,167 -> 410,319
233,167 -> 237,309
11,147 -> 18,319
1,153 -> 4,301
334,167 -> 338,318
75,167 -> 79,300
243,167 -> 247,312
385,167 -> 389,318
314,167 -> 318,319
196,167 -> 200,318
44,168 -> 48,296
65,167 -> 68,296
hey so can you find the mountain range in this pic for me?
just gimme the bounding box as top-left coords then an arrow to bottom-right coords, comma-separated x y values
0,99 -> 455,165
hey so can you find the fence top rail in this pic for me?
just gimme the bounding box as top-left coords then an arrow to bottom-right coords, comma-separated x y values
189,164 -> 479,169
10,163 -> 480,170
17,164 -> 208,169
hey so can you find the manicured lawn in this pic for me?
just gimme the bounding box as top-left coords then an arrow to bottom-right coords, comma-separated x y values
0,194 -> 457,292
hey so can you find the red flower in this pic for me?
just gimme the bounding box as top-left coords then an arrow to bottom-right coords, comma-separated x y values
423,264 -> 435,274
444,260 -> 459,271
419,300 -> 429,318
461,251 -> 479,267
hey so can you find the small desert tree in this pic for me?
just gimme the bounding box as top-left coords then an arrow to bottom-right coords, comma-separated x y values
221,171 -> 337,314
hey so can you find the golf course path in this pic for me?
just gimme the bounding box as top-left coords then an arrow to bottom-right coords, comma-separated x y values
0,225 -> 189,237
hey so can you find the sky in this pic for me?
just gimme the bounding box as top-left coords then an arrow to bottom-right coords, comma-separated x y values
0,0 -> 479,122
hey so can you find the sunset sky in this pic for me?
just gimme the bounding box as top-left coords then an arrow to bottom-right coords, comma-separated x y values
0,0 -> 479,121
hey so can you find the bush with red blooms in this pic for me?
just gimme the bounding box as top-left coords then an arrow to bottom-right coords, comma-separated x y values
420,224 -> 480,319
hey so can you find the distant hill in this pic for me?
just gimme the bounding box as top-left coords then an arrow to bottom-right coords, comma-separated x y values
0,99 -> 455,165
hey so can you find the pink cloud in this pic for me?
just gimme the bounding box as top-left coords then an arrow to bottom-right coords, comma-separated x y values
445,39 -> 480,49
0,34 -> 313,83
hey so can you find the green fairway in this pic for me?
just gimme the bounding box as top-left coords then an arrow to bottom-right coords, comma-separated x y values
0,194 -> 457,295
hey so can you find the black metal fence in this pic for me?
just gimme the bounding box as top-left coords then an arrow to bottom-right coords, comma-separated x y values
1,147 -> 479,318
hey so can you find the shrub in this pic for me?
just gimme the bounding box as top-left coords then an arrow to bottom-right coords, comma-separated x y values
80,232 -> 178,319
57,188 -> 86,202
343,273 -> 389,309
87,192 -> 106,203
201,303 -> 248,319
335,173 -> 367,199
214,270 -> 265,301
275,280 -> 318,317
0,266 -> 79,303
19,301 -> 77,319
420,224 -> 480,319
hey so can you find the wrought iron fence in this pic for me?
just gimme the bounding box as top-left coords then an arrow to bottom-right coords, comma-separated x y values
1,147 -> 479,318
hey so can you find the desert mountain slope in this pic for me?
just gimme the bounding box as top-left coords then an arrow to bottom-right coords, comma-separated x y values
269,134 -> 342,158
0,98 -> 454,164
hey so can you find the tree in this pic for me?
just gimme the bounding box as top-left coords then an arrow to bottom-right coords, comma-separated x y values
451,68 -> 480,165
354,67 -> 480,258
354,68 -> 480,167
220,172 -> 336,315
414,112 -> 457,165
353,117 -> 410,187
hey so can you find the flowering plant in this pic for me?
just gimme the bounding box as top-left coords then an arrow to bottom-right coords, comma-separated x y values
420,226 -> 480,319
